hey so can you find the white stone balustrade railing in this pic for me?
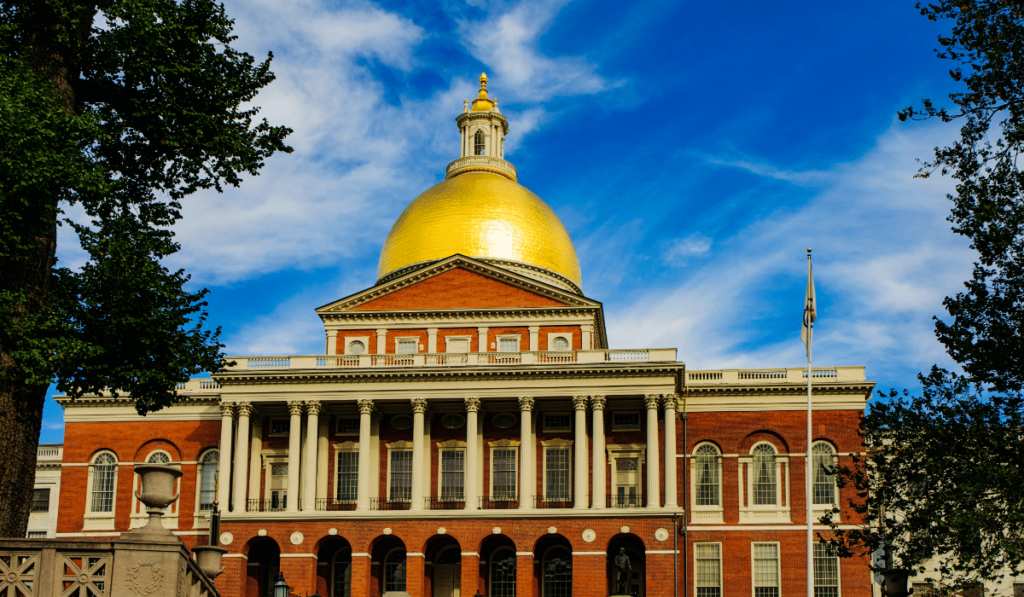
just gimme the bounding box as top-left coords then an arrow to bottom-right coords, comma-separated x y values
173,379 -> 221,392
445,156 -> 517,179
686,366 -> 866,384
37,445 -> 62,460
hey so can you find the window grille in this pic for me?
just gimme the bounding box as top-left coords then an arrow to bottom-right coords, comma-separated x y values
492,449 -> 517,500
694,543 -> 721,597
397,339 -> 417,354
752,444 -> 778,505
348,340 -> 365,355
90,453 -> 117,513
695,444 -> 721,506
270,463 -> 288,510
198,450 -> 218,511
26,531 -> 47,539
753,543 -> 780,597
551,337 -> 570,351
499,338 -> 519,352
336,418 -> 360,434
147,452 -> 171,464
474,130 -> 486,156
813,543 -> 840,597
544,414 -> 571,432
440,450 -> 465,501
542,547 -> 572,597
614,458 -> 640,507
545,448 -> 571,501
390,451 -> 413,502
812,442 -> 837,505
612,413 -> 641,430
31,488 -> 50,512
333,551 -> 352,597
269,418 -> 289,435
490,548 -> 517,597
385,551 -> 407,592
336,452 -> 359,502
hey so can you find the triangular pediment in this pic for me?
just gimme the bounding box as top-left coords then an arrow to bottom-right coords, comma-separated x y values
317,255 -> 600,313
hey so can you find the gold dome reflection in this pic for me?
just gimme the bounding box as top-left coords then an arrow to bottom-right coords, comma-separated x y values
377,171 -> 582,289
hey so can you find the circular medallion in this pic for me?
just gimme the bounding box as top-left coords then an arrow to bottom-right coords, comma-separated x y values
219,532 -> 234,545
290,532 -> 304,545
655,528 -> 669,542
441,413 -> 466,429
493,412 -> 517,429
391,415 -> 413,430
582,529 -> 596,543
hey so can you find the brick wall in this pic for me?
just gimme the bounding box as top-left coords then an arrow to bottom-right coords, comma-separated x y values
350,268 -> 567,310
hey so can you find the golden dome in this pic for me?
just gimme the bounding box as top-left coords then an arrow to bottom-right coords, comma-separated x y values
378,171 -> 582,290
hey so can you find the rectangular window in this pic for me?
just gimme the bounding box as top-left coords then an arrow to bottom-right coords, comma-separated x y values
389,450 -> 413,502
26,531 -> 46,539
694,543 -> 721,597
447,338 -> 470,353
269,463 -> 288,510
90,463 -> 117,513
336,417 -> 359,435
543,413 -> 571,432
336,451 -> 359,502
440,450 -> 465,501
396,339 -> 417,354
613,458 -> 641,507
753,543 -> 780,597
498,337 -> 519,352
545,448 -> 571,501
612,413 -> 641,430
269,418 -> 289,435
813,543 -> 840,597
31,488 -> 50,512
492,449 -> 517,500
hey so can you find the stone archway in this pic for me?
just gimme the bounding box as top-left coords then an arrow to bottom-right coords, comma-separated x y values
607,534 -> 646,597
245,537 -> 281,597
424,535 -> 462,597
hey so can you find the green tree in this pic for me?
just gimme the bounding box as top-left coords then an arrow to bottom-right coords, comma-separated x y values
0,0 -> 290,537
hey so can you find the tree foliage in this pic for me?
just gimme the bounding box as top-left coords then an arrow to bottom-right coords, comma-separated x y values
0,0 -> 290,536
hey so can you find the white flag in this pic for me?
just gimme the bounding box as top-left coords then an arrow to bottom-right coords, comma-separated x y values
801,253 -> 816,359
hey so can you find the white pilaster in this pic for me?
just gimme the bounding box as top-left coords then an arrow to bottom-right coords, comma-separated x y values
663,394 -> 678,508
376,329 -> 387,355
529,326 -> 540,352
582,324 -> 594,350
232,402 -> 251,512
465,397 -> 481,510
286,401 -> 303,512
477,327 -> 489,352
573,396 -> 589,509
591,396 -> 606,509
428,328 -> 439,354
248,412 -> 263,502
645,394 -> 661,508
216,403 -> 234,511
356,399 -> 373,511
303,401 -> 321,511
518,396 -> 534,510
317,415 -> 329,503
410,398 -> 428,511
326,329 -> 338,355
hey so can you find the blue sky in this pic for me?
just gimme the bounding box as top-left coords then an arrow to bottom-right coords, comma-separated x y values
42,0 -> 975,442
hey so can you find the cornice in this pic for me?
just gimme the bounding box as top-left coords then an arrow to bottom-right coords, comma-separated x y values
53,394 -> 221,407
319,307 -> 600,324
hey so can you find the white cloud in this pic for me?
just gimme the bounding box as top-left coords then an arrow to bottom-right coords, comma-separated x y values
664,233 -> 713,265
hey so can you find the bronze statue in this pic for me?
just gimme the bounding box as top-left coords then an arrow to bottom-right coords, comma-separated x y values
613,547 -> 632,595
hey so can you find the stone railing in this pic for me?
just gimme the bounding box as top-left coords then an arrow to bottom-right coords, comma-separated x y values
685,366 -> 866,385
36,445 -> 62,461
223,349 -> 678,371
174,378 -> 221,392
445,156 -> 517,179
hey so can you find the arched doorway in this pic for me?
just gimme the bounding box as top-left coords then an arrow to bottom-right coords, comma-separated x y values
534,534 -> 572,597
246,537 -> 281,597
371,535 -> 408,597
481,534 -> 517,597
426,535 -> 462,597
607,534 -> 645,597
318,537 -> 352,597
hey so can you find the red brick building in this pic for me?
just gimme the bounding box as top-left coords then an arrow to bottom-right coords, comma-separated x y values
54,75 -> 874,597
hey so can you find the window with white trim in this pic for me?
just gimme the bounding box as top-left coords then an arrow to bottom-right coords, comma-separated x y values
498,336 -> 520,352
439,449 -> 465,502
31,488 -> 50,512
812,441 -> 839,506
813,543 -> 840,597
347,340 -> 365,355
269,417 -> 289,436
446,336 -> 471,353
752,543 -> 780,597
396,338 -> 417,354
197,450 -> 218,512
613,457 -> 641,507
336,450 -> 359,503
389,450 -> 413,502
739,441 -> 790,522
694,543 -> 721,597
268,462 -> 288,510
147,451 -> 171,464
694,444 -> 721,506
336,417 -> 359,435
544,447 -> 571,502
89,452 -> 118,513
752,444 -> 778,505
474,130 -> 486,156
490,443 -> 518,501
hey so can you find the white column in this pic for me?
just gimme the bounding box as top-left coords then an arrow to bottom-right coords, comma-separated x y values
529,326 -> 540,352
428,328 -> 439,354
663,394 -> 678,508
410,398 -> 428,511
376,328 -> 387,355
232,402 -> 251,512
573,396 -> 589,509
217,403 -> 234,511
317,415 -> 329,503
477,327 -> 489,352
518,396 -> 534,510
286,401 -> 303,512
591,396 -> 606,509
465,397 -> 481,510
303,401 -> 320,511
248,412 -> 263,503
356,399 -> 374,511
645,394 -> 661,508
582,324 -> 594,350
326,330 -> 338,355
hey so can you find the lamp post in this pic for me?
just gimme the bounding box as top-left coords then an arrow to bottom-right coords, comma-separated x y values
273,572 -> 290,597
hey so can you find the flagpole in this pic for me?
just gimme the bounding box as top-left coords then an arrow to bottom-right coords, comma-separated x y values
805,248 -> 814,597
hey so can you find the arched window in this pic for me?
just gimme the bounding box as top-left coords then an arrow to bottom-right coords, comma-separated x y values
474,130 -> 486,155
332,548 -> 351,597
198,450 -> 219,512
751,444 -> 778,506
542,547 -> 572,597
147,451 -> 171,464
490,548 -> 516,597
694,444 -> 721,506
90,452 -> 118,513
384,549 -> 406,593
812,442 -> 838,505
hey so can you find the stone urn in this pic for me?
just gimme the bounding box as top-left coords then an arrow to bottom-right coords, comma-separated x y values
879,569 -> 913,597
130,463 -> 183,541
192,545 -> 227,579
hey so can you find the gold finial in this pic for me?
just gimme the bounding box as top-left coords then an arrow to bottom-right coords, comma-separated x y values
480,72 -> 488,89
471,72 -> 496,111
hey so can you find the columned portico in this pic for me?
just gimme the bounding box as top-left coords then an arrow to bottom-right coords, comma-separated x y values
663,394 -> 678,508
286,401 -> 303,512
356,399 -> 373,511
232,402 -> 251,512
573,395 -> 589,509
591,395 -> 606,509
302,400 -> 321,511
518,396 -> 534,510
645,394 -> 660,508
217,403 -> 233,510
410,398 -> 428,511
464,397 -> 481,510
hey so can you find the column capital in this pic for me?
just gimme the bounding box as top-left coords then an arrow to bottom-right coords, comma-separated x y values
528,325 -> 541,333
644,394 -> 661,409
326,329 -> 339,337
662,394 -> 678,411
219,402 -> 235,417
518,396 -> 534,412
465,397 -> 481,413
288,401 -> 305,416
411,398 -> 429,413
477,326 -> 490,333
427,327 -> 439,334
305,400 -> 322,416
590,395 -> 607,410
572,395 -> 589,411
236,402 -> 253,417
581,323 -> 595,332
357,399 -> 375,415
376,328 -> 388,336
